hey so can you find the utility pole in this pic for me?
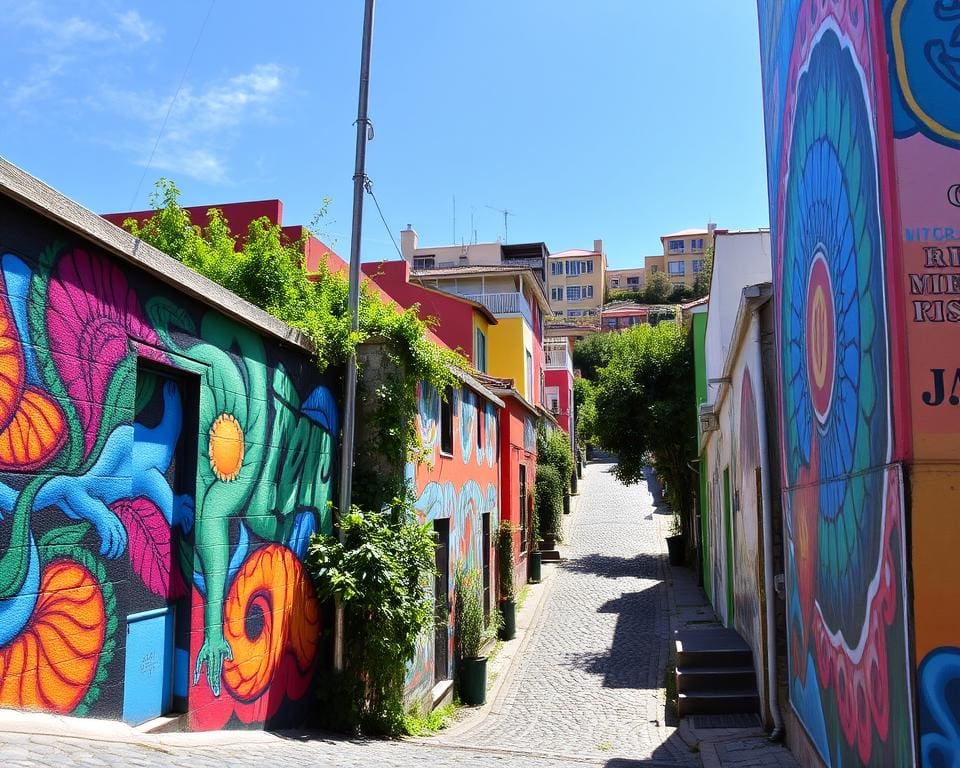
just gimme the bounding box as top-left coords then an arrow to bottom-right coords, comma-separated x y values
335,0 -> 375,674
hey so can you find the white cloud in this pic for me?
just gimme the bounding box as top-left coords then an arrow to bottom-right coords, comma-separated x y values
115,10 -> 161,45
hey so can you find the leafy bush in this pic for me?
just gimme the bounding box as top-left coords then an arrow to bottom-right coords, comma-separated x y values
496,521 -> 519,601
538,427 -> 574,492
535,464 -> 564,542
305,497 -> 436,735
573,377 -> 597,449
455,566 -> 493,660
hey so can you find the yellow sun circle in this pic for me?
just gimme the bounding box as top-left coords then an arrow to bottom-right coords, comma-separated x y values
209,413 -> 244,482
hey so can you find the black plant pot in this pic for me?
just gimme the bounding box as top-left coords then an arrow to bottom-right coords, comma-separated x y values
458,656 -> 487,706
666,534 -> 686,567
527,550 -> 542,583
563,493 -> 571,514
499,599 -> 516,640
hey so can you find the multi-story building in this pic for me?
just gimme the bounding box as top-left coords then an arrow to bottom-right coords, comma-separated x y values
400,226 -> 547,283
606,266 -> 648,294
643,225 -> 723,288
545,240 -> 607,320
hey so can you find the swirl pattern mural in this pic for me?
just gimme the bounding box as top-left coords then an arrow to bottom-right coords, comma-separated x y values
0,204 -> 339,732
758,1 -> 914,765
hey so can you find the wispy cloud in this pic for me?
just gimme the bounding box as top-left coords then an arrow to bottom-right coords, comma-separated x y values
109,64 -> 291,184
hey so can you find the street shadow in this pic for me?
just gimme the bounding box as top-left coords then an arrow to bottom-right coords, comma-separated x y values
561,552 -> 663,580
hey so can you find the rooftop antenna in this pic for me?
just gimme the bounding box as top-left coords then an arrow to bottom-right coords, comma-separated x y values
485,205 -> 514,243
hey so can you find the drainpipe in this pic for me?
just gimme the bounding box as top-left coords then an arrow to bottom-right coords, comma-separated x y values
751,307 -> 784,739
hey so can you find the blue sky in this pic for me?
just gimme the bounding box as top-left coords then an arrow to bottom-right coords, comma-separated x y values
0,2 -> 769,270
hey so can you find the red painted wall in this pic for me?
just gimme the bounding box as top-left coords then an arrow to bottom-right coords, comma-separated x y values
498,397 -> 537,594
545,368 -> 573,434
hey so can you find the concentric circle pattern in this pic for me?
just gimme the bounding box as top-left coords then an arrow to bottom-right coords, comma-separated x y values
781,28 -> 890,641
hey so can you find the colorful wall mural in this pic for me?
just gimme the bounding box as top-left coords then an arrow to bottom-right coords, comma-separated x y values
0,198 -> 338,730
757,1 -> 915,764
404,382 -> 499,706
886,1 -> 960,763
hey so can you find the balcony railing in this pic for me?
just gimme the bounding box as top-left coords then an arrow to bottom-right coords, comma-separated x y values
463,292 -> 532,324
544,344 -> 573,372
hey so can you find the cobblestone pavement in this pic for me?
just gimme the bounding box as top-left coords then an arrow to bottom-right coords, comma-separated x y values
0,457 -> 797,767
437,456 -> 697,766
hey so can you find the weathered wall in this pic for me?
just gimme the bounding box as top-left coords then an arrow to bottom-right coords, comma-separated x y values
885,2 -> 960,762
0,197 -> 339,730
403,381 -> 499,707
757,1 -> 915,765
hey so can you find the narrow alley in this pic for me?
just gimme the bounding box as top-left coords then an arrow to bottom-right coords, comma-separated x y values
0,458 -> 796,767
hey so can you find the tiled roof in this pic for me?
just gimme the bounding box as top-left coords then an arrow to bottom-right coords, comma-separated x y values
661,228 -> 709,239
549,249 -> 596,258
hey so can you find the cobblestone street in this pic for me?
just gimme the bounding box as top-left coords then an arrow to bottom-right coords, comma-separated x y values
0,457 -> 795,767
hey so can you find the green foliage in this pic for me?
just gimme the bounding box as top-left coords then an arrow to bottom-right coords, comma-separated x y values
402,702 -> 458,736
573,332 -> 618,380
607,289 -> 645,303
691,245 -> 714,298
305,497 -> 436,735
643,271 -> 674,304
537,425 -> 574,492
573,377 -> 597,448
496,521 -> 518,601
455,566 -> 494,660
592,322 -> 697,531
534,463 -> 564,541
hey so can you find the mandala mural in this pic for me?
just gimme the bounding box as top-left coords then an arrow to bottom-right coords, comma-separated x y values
759,1 -> 915,765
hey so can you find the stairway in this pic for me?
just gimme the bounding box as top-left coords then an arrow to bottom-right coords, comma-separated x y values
675,627 -> 760,717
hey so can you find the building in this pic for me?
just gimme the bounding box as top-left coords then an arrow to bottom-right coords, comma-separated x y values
545,241 -> 607,319
644,225 -> 723,288
543,337 -> 575,445
601,301 -> 651,331
0,158 -> 342,731
400,226 -> 548,283
757,3 -> 960,764
606,266 -> 647,294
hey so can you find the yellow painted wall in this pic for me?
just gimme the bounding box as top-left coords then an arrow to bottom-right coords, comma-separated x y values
471,312 -> 491,372
487,316 -> 530,400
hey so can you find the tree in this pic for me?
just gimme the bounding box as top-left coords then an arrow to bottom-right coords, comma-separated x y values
573,332 -> 618,379
642,271 -> 674,304
691,245 -> 714,299
592,322 -> 697,533
573,377 -> 597,449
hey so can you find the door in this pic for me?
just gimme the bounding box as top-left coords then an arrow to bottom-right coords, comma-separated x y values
434,519 -> 450,683
482,512 -> 491,624
122,364 -> 196,724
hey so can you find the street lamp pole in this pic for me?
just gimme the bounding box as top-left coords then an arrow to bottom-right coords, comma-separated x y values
334,0 -> 376,673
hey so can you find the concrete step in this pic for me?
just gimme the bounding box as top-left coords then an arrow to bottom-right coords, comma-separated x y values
676,665 -> 756,693
677,689 -> 760,717
675,627 -> 753,669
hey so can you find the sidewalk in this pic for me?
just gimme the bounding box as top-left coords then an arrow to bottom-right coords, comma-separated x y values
665,566 -> 799,768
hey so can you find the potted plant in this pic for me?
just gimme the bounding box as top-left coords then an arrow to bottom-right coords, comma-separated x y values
666,512 -> 686,566
455,566 -> 495,706
496,521 -> 519,640
535,463 -> 564,551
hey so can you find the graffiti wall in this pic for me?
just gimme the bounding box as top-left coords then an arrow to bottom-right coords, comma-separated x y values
757,1 -> 915,764
0,197 -> 338,730
886,1 -> 960,763
404,382 -> 499,705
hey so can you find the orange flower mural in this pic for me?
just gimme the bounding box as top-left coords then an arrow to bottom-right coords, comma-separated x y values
0,559 -> 105,713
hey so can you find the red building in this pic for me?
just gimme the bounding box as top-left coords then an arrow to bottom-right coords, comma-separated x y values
543,338 -> 575,440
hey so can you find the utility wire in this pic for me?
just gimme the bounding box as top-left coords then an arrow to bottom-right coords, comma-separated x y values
364,177 -> 403,259
129,0 -> 216,209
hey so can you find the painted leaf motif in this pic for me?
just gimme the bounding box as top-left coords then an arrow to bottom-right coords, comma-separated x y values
111,496 -> 186,599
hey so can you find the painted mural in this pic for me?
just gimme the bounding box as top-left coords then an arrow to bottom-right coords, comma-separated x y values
886,1 -> 960,763
758,1 -> 915,764
734,368 -> 763,706
0,203 -> 338,731
404,382 -> 498,705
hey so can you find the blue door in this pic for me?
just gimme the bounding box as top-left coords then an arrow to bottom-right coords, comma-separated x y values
122,606 -> 174,725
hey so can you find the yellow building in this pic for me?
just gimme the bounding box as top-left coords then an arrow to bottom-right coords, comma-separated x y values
546,240 -> 608,320
606,266 -> 648,294
644,225 -> 722,288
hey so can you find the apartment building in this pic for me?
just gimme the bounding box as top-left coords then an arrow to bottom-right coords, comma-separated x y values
644,225 -> 723,288
606,266 -> 647,294
545,240 -> 607,320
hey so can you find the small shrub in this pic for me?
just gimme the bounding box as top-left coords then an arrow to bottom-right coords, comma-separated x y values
535,464 -> 564,542
455,566 -> 494,659
496,521 -> 518,602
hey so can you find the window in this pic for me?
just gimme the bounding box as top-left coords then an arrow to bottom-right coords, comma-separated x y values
692,259 -> 705,273
519,464 -> 527,552
668,239 -> 685,253
650,265 -> 659,273
546,386 -> 560,414
551,261 -> 562,275
611,278 -> 620,287
475,328 -> 487,373
477,399 -> 484,451
607,318 -> 617,328
525,350 -> 533,399
627,276 -> 640,286
567,309 -> 583,317
668,260 -> 686,275
691,238 -> 704,252
584,260 -> 594,273
413,256 -> 435,270
565,260 -> 581,276
583,285 -> 594,299
440,386 -> 453,455
566,286 -> 582,301
551,287 -> 563,301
